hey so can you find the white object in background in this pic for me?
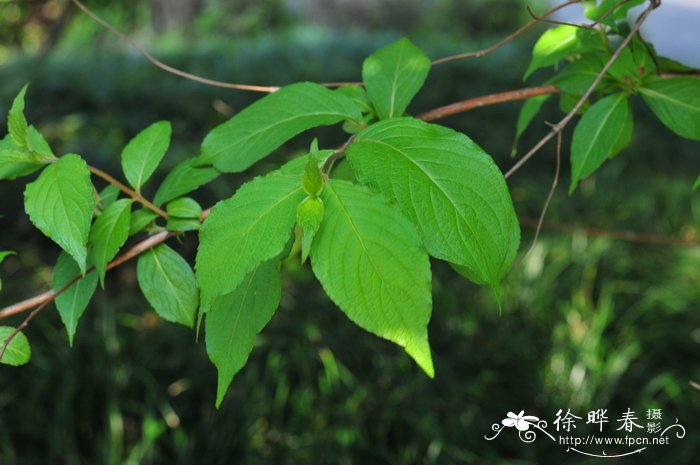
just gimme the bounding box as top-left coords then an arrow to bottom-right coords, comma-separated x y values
551,0 -> 700,68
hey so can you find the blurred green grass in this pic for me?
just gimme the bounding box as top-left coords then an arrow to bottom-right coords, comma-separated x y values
0,1 -> 699,464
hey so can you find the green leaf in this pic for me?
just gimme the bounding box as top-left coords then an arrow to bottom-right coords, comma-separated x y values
346,118 -> 520,288
53,252 -> 98,346
166,197 -> 202,219
693,174 -> 700,192
166,197 -> 202,231
302,154 -> 324,197
130,208 -> 159,235
0,326 -> 31,366
25,126 -> 56,160
550,54 -> 605,95
206,261 -> 281,407
559,92 -> 590,114
335,85 -> 374,114
362,38 -> 431,120
137,244 -> 198,327
583,0 -> 645,25
198,83 -> 361,172
524,26 -> 603,79
297,196 -> 324,263
166,217 -> 201,232
24,154 -> 95,273
0,135 -> 44,180
640,77 -> 700,141
89,198 -> 132,286
310,180 -> 433,375
98,184 -> 120,209
196,171 -> 305,311
121,121 -> 172,191
570,93 -> 632,193
512,94 -> 551,156
8,84 -> 28,148
153,158 -> 219,206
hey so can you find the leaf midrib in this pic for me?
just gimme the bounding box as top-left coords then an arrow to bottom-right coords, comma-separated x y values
151,249 -> 192,325
353,137 -> 490,274
576,94 -> 626,177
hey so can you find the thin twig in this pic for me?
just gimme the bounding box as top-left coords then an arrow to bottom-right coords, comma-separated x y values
0,209 -> 212,320
526,0 -> 631,30
88,165 -> 167,218
0,277 -> 78,360
321,137 -> 355,177
418,85 -> 559,122
0,2 -> 670,326
0,290 -> 53,319
504,0 -> 661,179
70,0 -> 278,93
517,127 -> 562,266
70,0 -> 362,92
518,217 -> 699,247
431,0 -> 583,65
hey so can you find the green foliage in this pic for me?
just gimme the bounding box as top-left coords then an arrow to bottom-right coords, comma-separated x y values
53,252 -> 98,346
310,180 -> 434,376
197,82 -> 361,172
513,94 -> 551,155
98,184 -> 120,209
347,118 -> 520,289
152,158 -> 218,206
166,197 -> 203,231
129,208 -> 159,235
2,22 -> 699,409
24,154 -> 95,273
196,171 -> 304,311
137,244 -> 199,328
549,54 -> 605,95
8,84 -> 28,149
362,38 -> 431,120
583,0 -> 646,26
120,121 -> 172,191
1,87 -> 55,180
640,77 -> 700,141
297,196 -> 324,263
570,93 -> 632,192
0,326 -> 30,366
0,135 -> 45,180
205,261 -> 281,408
89,198 -> 133,285
26,126 -> 55,159
301,153 -> 324,197
524,26 -> 603,79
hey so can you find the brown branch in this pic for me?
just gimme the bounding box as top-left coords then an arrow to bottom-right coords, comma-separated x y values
0,290 -> 53,319
517,128 -> 562,267
0,276 -> 79,361
1,83 -> 559,321
504,0 -> 661,179
0,2 -> 673,329
519,217 -> 699,247
431,0 -> 583,65
0,209 -> 212,320
418,85 -> 559,122
88,165 -> 167,218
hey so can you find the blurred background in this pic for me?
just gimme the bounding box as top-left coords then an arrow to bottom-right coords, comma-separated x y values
0,0 -> 698,463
